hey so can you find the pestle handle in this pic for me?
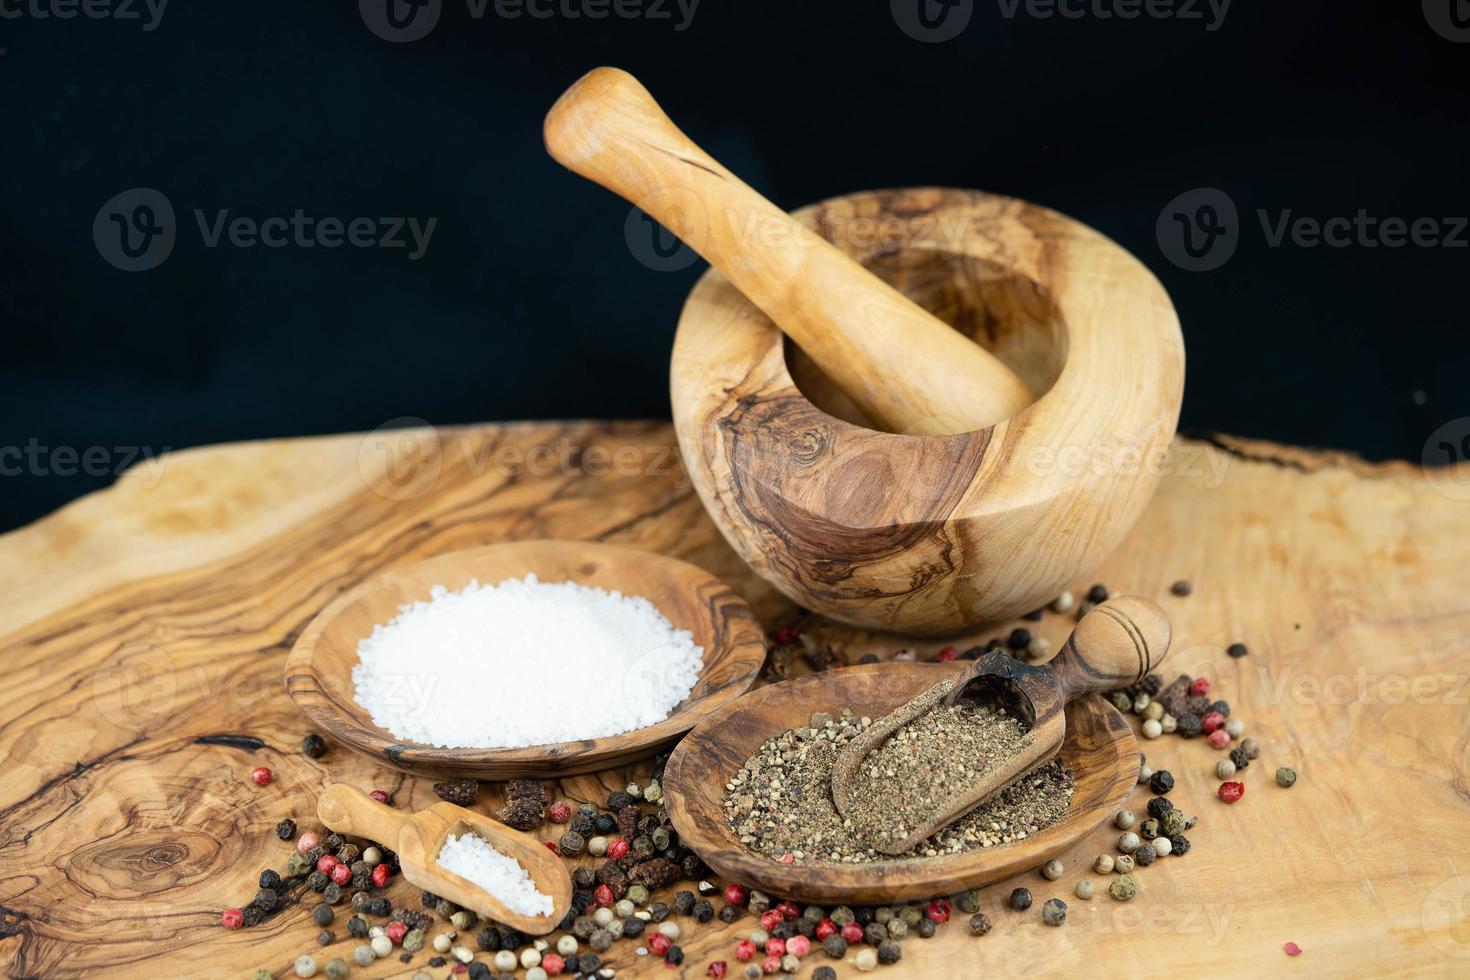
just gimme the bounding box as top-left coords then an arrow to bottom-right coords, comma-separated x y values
318,783 -> 409,848
1050,596 -> 1172,701
543,67 -> 1034,435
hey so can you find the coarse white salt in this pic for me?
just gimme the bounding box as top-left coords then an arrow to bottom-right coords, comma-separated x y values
351,574 -> 703,748
437,832 -> 553,917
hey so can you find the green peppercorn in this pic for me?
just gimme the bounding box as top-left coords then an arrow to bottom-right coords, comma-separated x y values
323,958 -> 348,980
899,906 -> 921,928
1108,875 -> 1138,901
828,904 -> 853,926
955,890 -> 982,914
1110,691 -> 1132,712
1276,766 -> 1298,788
886,918 -> 908,940
1042,898 -> 1067,926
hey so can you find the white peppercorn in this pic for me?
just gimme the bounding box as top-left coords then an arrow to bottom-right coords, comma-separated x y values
1114,809 -> 1136,830
1075,879 -> 1095,900
614,899 -> 635,918
593,907 -> 615,928
1138,764 -> 1153,783
1051,591 -> 1074,613
588,836 -> 609,857
520,948 -> 541,969
1225,718 -> 1245,738
1027,634 -> 1050,660
1144,700 -> 1164,721
1142,719 -> 1163,739
352,945 -> 375,967
658,921 -> 681,940
294,955 -> 318,978
370,936 -> 391,958
1153,836 -> 1173,857
1160,713 -> 1178,734
362,846 -> 383,865
526,970 -> 548,980
1041,859 -> 1064,880
1118,832 -> 1141,853
1132,693 -> 1151,714
432,933 -> 451,953
451,946 -> 473,964
1114,854 -> 1135,874
494,951 -> 517,971
556,935 -> 578,957
1093,854 -> 1114,874
1216,759 -> 1236,779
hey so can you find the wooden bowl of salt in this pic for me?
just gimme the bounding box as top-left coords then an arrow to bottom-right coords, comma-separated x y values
285,539 -> 766,778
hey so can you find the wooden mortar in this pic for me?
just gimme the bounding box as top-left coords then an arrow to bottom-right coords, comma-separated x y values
671,187 -> 1185,634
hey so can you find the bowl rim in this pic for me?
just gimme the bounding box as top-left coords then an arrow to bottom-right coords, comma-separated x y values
284,539 -> 767,776
663,661 -> 1139,902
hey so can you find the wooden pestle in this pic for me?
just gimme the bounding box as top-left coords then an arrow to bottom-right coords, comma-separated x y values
543,67 -> 1034,435
831,596 -> 1171,854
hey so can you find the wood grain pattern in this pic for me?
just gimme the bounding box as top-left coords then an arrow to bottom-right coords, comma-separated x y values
663,664 -> 1138,902
286,539 -> 766,778
671,187 -> 1186,634
315,784 -> 572,935
544,68 -> 1034,434
2,421 -> 1469,977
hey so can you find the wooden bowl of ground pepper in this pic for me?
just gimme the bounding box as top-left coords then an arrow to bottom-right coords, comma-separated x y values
663,662 -> 1139,904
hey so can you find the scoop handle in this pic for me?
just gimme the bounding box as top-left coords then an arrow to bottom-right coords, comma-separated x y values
1050,596 -> 1171,701
543,67 -> 1034,435
318,783 -> 409,847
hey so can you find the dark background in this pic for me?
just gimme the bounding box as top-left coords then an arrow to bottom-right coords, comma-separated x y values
3,0 -> 1466,532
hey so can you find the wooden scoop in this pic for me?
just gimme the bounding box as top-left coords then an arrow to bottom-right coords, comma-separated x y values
317,784 -> 572,935
831,596 -> 1170,855
544,67 -> 1034,436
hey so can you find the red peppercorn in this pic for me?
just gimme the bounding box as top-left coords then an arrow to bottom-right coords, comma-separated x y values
723,884 -> 748,907
777,852 -> 794,864
707,962 -> 728,979
775,900 -> 800,921
735,940 -> 757,962
759,910 -> 783,932
1218,780 -> 1245,803
316,854 -> 339,873
542,953 -> 566,975
936,645 -> 959,662
1208,728 -> 1231,749
330,863 -> 352,886
386,921 -> 407,944
607,839 -> 630,861
772,625 -> 799,644
764,939 -> 785,958
368,789 -> 392,805
1284,941 -> 1302,956
1202,711 -> 1226,734
296,831 -> 320,854
649,933 -> 671,955
544,840 -> 560,854
371,863 -> 391,887
548,801 -> 572,824
814,918 -> 837,940
451,966 -> 466,975
251,767 -> 272,787
221,907 -> 244,929
593,884 -> 614,908
786,935 -> 811,958
840,922 -> 864,944
1190,676 -> 1211,696
760,955 -> 781,975
926,899 -> 951,923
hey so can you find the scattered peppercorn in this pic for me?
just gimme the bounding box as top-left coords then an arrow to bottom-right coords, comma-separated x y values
1229,746 -> 1251,769
968,913 -> 992,936
1147,796 -> 1174,819
1170,580 -> 1192,596
222,908 -> 244,929
1169,834 -> 1191,855
276,819 -> 297,841
1087,584 -> 1109,603
431,779 -> 477,807
251,767 -> 272,787
1009,888 -> 1032,911
1227,642 -> 1248,658
878,939 -> 902,963
1276,767 -> 1298,788
301,733 -> 328,758
1042,898 -> 1067,926
1076,879 -> 1095,900
1149,770 -> 1175,794
368,789 -> 391,805
1041,859 -> 1064,880
1109,875 -> 1137,901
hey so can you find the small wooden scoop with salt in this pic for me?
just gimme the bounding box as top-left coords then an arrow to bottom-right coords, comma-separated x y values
831,597 -> 1171,855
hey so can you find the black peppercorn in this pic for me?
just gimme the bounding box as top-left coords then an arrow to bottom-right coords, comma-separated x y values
1087,584 -> 1109,603
347,916 -> 368,938
823,935 -> 847,958
1134,844 -> 1158,866
915,916 -> 937,938
853,907 -> 874,925
1227,642 -> 1248,658
322,883 -> 342,905
594,814 -> 617,835
1169,833 -> 1191,855
664,946 -> 684,966
607,790 -> 635,811
368,897 -> 390,917
969,912 -> 992,936
1147,796 -> 1174,819
672,890 -> 695,916
1149,770 -> 1175,794
681,854 -> 706,879
275,818 -> 297,841
649,902 -> 670,923
864,923 -> 887,945
572,867 -> 596,889
428,956 -> 446,968
350,872 -> 371,891
1177,713 -> 1203,738
306,871 -> 328,892
475,926 -> 500,951
467,963 -> 490,980
1007,628 -> 1031,650
1210,699 -> 1231,717
1170,580 -> 1192,596
858,653 -> 880,664
1229,746 -> 1251,769
241,905 -> 264,927
878,940 -> 902,964
254,888 -> 279,911
259,869 -> 282,890
622,917 -> 645,938
312,905 -> 333,927
570,814 -> 595,836
577,954 -> 601,974
693,900 -> 714,923
1023,607 -> 1045,621
719,903 -> 741,924
814,968 -> 838,980
1009,888 -> 1032,911
316,929 -> 333,946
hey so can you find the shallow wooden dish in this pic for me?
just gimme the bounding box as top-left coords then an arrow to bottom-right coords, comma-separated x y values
663,662 -> 1138,904
285,540 -> 766,778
